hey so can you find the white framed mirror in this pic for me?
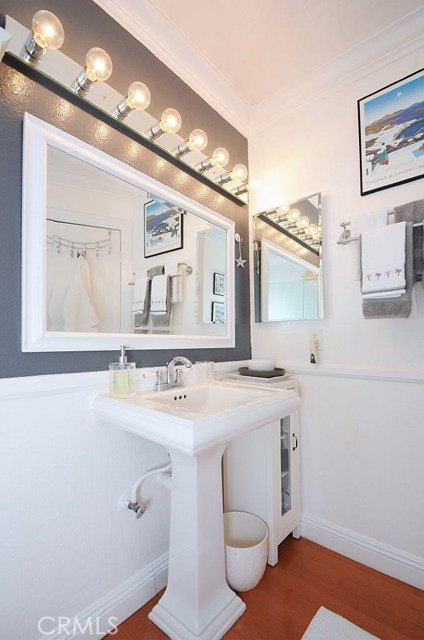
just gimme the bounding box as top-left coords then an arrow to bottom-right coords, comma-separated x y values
22,113 -> 235,352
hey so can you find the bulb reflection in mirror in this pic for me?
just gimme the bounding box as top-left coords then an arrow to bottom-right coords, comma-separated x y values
71,47 -> 113,96
21,10 -> 65,65
112,81 -> 151,120
297,215 -> 309,229
288,208 -> 300,223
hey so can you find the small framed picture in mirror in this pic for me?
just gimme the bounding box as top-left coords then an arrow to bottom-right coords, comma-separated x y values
144,200 -> 184,257
213,272 -> 225,296
212,301 -> 225,323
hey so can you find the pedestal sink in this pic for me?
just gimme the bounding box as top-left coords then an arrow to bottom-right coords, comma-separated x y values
92,381 -> 299,640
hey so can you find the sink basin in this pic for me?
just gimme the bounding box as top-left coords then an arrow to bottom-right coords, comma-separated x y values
92,380 -> 299,454
92,379 -> 299,640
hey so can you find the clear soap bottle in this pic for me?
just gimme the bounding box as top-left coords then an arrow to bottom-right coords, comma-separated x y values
109,345 -> 136,398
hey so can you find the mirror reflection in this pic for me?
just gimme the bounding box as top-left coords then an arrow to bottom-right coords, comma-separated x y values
46,146 -> 227,336
253,193 -> 323,322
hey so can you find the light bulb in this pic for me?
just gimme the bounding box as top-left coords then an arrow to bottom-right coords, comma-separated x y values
230,163 -> 248,182
276,204 -> 290,215
288,208 -> 300,223
187,129 -> 208,152
71,47 -> 113,96
160,108 -> 182,134
211,147 -> 229,168
21,10 -> 64,65
85,47 -> 113,82
307,223 -> 319,236
112,81 -> 151,120
126,81 -> 151,110
297,216 -> 309,229
32,10 -> 64,49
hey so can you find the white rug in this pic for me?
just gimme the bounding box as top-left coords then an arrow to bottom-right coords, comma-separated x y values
302,607 -> 380,640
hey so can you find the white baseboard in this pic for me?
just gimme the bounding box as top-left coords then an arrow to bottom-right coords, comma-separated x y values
39,553 -> 169,640
301,514 -> 424,590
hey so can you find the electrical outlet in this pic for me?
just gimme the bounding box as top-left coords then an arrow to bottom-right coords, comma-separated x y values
309,329 -> 323,350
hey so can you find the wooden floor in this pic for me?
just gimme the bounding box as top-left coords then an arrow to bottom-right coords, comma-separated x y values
106,537 -> 424,639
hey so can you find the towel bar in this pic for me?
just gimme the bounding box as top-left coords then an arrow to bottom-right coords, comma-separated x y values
337,217 -> 423,245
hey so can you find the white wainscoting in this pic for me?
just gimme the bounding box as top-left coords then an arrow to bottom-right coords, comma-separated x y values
302,513 -> 424,590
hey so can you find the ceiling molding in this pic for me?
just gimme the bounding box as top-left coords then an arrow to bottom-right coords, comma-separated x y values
92,2 -> 423,142
249,8 -> 424,137
92,0 -> 251,136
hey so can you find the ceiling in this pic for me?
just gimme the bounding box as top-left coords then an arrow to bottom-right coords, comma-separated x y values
147,0 -> 423,106
94,0 -> 424,134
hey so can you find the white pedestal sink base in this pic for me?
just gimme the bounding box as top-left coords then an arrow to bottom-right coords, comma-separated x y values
148,445 -> 246,640
149,593 -> 245,640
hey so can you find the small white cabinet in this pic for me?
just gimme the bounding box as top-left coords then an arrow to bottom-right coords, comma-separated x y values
223,376 -> 300,565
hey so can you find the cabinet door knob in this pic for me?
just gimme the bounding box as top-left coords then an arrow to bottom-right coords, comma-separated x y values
292,434 -> 298,451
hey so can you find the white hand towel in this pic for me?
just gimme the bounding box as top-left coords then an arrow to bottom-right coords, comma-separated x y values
361,222 -> 406,298
132,278 -> 148,312
63,256 -> 99,331
150,274 -> 168,315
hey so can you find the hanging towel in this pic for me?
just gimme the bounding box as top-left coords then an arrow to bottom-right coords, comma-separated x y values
150,274 -> 169,314
165,263 -> 184,303
132,278 -> 149,313
132,278 -> 151,328
393,199 -> 424,287
361,222 -> 406,299
63,256 -> 99,331
363,223 -> 413,319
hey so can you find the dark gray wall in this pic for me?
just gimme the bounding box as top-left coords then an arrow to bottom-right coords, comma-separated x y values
0,1 -> 251,378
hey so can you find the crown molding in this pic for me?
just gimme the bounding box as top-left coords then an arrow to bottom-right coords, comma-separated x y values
249,7 -> 424,137
92,3 -> 423,142
92,0 -> 251,136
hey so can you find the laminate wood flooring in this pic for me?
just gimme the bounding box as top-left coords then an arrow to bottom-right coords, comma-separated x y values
105,537 -> 424,639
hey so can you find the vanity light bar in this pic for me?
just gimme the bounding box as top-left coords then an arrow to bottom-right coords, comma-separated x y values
9,10 -> 248,204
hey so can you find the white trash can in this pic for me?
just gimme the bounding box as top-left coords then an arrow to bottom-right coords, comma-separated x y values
224,511 -> 268,592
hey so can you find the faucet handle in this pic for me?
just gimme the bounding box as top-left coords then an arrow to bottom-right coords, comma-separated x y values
175,367 -> 184,386
153,369 -> 164,392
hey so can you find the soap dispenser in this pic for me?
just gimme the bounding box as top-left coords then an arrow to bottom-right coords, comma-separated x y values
109,345 -> 136,398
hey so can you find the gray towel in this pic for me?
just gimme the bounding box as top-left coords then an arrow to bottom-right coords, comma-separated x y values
151,276 -> 172,331
362,222 -> 413,319
394,199 -> 424,285
133,279 -> 151,328
147,265 -> 165,278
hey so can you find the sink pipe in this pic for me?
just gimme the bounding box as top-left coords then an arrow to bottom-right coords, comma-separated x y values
127,460 -> 172,518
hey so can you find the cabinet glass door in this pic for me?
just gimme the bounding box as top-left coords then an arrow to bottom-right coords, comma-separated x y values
280,416 -> 291,515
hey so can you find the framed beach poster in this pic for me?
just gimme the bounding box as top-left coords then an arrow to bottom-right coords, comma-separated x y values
144,200 -> 183,257
358,68 -> 424,195
211,301 -> 225,323
213,272 -> 225,296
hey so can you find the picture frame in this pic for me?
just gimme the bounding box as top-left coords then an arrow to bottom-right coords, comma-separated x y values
211,301 -> 225,324
358,69 -> 424,196
358,68 -> 424,196
213,272 -> 225,296
144,200 -> 183,257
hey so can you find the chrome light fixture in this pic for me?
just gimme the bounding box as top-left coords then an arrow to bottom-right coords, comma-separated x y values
196,147 -> 229,173
215,163 -> 248,186
111,81 -> 151,120
172,128 -> 208,157
145,108 -> 182,141
21,10 -> 64,65
71,47 -> 113,96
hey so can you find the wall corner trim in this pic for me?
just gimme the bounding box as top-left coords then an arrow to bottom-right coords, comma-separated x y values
302,513 -> 424,590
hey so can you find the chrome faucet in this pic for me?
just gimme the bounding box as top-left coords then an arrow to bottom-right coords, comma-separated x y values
154,356 -> 193,391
